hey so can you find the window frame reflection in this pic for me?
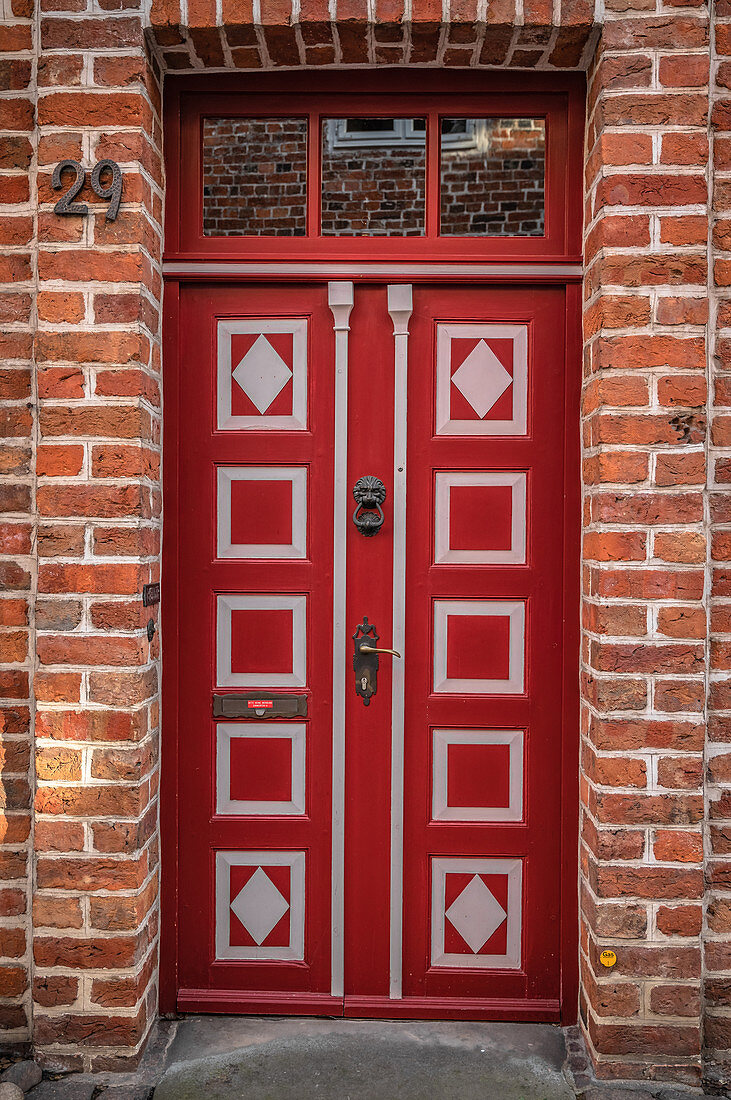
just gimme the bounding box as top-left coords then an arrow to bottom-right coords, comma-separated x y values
439,116 -> 546,239
202,115 -> 309,239
320,115 -> 428,238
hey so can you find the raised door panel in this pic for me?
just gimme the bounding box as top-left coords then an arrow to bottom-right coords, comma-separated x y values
176,284 -> 336,1002
402,285 -> 567,1007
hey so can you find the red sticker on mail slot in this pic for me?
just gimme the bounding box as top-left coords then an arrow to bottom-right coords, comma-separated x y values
247,700 -> 273,708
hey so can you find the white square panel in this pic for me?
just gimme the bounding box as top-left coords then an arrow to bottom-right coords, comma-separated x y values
432,729 -> 524,822
217,319 -> 307,431
215,850 -> 305,961
434,472 -> 527,565
435,323 -> 528,436
433,599 -> 525,694
431,856 -> 522,969
216,594 -> 306,688
217,466 -> 307,559
216,723 -> 306,816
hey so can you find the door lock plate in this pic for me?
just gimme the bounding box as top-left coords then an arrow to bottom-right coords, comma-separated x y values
353,617 -> 380,705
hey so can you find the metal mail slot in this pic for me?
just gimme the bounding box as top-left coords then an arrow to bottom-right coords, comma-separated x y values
212,694 -> 308,719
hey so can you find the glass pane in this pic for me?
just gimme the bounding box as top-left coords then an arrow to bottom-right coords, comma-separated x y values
440,118 -> 545,237
345,118 -> 396,133
321,118 -> 426,237
202,117 -> 307,237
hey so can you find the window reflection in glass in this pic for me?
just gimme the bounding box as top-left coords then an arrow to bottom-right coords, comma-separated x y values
440,118 -> 545,237
202,117 -> 308,237
321,117 -> 426,236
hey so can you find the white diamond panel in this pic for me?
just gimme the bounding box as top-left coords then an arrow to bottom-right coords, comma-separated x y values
451,340 -> 512,419
217,318 -> 307,431
215,850 -> 305,961
232,335 -> 292,414
445,874 -> 507,953
431,857 -> 522,969
435,323 -> 528,436
230,867 -> 289,945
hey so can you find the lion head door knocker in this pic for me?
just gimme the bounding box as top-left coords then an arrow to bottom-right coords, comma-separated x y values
352,475 -> 386,537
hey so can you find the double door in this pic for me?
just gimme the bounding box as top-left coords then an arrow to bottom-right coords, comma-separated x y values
170,278 -> 576,1017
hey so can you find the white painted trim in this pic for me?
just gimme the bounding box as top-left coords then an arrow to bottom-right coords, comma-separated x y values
216,723 -> 306,816
431,728 -> 524,823
166,261 -> 583,278
430,857 -> 522,969
217,466 -> 307,559
433,599 -> 525,695
216,594 -> 307,688
387,284 -> 413,1001
215,850 -> 306,962
434,471 -> 527,565
217,318 -> 307,431
328,281 -> 354,999
436,323 -> 528,436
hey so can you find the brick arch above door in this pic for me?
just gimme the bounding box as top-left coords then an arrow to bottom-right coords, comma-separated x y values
147,0 -> 599,73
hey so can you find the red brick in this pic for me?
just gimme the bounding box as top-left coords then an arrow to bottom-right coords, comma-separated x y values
36,445 -> 84,478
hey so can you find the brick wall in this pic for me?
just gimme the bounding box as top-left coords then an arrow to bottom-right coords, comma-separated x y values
440,118 -> 545,236
320,137 -> 427,235
0,0 -> 165,1072
582,1 -> 712,1085
3,0 -> 730,1087
0,0 -> 35,1056
706,0 -> 731,1085
203,117 -> 308,236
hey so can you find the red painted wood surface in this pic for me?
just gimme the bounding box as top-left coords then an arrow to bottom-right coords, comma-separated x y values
175,283 -> 336,997
166,279 -> 578,1018
164,73 -> 585,264
401,284 -> 568,1004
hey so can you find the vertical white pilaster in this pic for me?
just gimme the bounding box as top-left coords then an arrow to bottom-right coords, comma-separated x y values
328,281 -> 354,998
387,284 -> 413,999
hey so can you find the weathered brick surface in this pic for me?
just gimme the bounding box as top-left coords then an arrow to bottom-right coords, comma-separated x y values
0,0 -> 35,1053
706,0 -> 731,1090
2,0 -> 729,1086
148,0 -> 598,69
0,0 -> 163,1072
582,0 -> 711,1086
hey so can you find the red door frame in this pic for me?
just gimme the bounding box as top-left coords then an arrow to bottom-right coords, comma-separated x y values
162,70 -> 585,264
160,71 -> 583,1021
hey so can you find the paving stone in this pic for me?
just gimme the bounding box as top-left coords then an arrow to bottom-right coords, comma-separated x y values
1,1062 -> 42,1092
97,1087 -> 155,1100
25,1078 -> 96,1100
154,1029 -> 575,1100
579,1088 -> 703,1100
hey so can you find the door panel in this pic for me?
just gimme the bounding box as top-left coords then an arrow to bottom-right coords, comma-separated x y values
177,284 -> 336,1002
401,286 -> 566,1007
172,279 -> 574,1017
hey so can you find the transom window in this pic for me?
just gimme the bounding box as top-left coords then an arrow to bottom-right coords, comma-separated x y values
169,78 -> 583,260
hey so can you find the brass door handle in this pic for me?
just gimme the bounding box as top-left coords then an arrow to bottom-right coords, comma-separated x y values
353,618 -> 401,705
358,645 -> 401,658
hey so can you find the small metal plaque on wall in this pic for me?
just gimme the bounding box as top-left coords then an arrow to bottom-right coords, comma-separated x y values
213,694 -> 308,719
142,583 -> 160,607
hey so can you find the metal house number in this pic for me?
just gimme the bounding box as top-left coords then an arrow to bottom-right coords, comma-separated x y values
52,159 -> 123,221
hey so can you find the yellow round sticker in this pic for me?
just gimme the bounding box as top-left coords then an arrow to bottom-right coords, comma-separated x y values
600,950 -> 617,968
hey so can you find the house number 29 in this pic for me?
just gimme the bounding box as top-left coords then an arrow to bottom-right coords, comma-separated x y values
52,159 -> 123,222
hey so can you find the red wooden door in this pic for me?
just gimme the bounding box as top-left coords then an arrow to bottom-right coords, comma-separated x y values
169,278 -> 577,1019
